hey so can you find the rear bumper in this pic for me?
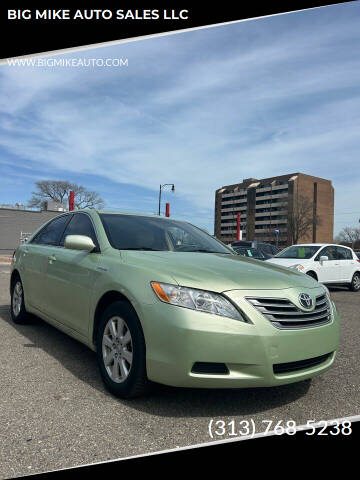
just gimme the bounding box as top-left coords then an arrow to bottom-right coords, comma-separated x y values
138,287 -> 340,388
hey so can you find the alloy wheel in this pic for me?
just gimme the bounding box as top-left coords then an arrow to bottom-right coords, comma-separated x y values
12,281 -> 23,317
354,274 -> 360,291
102,316 -> 133,383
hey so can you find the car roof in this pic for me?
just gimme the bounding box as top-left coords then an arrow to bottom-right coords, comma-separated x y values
77,209 -> 188,223
293,243 -> 327,246
293,243 -> 353,249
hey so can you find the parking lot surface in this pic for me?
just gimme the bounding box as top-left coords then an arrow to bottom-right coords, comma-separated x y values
0,263 -> 359,478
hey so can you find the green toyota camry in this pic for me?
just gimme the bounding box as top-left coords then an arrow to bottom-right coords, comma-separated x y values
10,210 -> 340,398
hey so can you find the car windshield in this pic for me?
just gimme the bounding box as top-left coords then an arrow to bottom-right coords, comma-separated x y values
100,214 -> 233,254
274,245 -> 321,259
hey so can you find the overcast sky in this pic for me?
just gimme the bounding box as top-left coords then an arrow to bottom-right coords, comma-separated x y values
0,2 -> 359,234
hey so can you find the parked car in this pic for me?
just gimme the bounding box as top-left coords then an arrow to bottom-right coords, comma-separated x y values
232,246 -> 266,260
11,211 -> 339,398
355,251 -> 360,260
266,243 -> 360,291
231,240 -> 279,259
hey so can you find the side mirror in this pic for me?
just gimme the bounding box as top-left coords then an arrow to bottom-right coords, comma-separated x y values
320,255 -> 329,264
64,235 -> 95,252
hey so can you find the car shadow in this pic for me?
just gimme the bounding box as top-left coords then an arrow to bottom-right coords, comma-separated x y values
0,305 -> 105,393
328,286 -> 349,292
0,306 -> 312,418
129,380 -> 312,418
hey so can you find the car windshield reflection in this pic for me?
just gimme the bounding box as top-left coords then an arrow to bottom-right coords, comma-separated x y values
100,214 -> 233,254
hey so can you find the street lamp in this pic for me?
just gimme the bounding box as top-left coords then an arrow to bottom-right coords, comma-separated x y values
158,184 -> 175,215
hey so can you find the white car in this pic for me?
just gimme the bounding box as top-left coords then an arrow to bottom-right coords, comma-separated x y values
266,243 -> 360,291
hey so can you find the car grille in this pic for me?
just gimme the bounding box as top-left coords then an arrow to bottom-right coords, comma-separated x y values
246,293 -> 331,329
273,353 -> 333,374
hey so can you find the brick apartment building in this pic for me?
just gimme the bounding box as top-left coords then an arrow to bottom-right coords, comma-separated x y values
214,173 -> 334,246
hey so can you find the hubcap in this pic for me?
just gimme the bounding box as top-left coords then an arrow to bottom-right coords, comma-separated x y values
12,281 -> 22,317
102,316 -> 133,383
354,275 -> 360,290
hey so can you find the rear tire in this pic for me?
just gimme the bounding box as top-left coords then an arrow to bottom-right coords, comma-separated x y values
349,272 -> 360,292
10,277 -> 30,324
95,301 -> 149,399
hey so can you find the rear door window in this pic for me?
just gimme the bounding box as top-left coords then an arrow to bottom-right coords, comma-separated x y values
316,246 -> 337,261
335,247 -> 346,259
32,215 -> 70,246
336,246 -> 353,260
346,249 -> 354,260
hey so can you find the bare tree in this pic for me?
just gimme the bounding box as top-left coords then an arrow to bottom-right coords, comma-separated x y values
71,184 -> 105,209
287,194 -> 321,245
28,180 -> 104,210
336,226 -> 360,248
28,180 -> 72,208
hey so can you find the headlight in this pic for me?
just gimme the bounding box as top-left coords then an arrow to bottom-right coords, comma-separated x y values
151,282 -> 246,322
289,264 -> 305,272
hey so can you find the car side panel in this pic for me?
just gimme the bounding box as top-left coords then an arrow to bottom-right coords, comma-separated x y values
17,244 -> 49,310
88,251 -> 179,346
344,256 -> 358,282
42,247 -> 101,337
315,259 -> 341,282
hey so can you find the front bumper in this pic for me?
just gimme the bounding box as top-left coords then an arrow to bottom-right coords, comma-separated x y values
139,286 -> 340,388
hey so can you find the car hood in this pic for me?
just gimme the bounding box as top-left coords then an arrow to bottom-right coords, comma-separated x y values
123,251 -> 317,292
265,258 -> 311,268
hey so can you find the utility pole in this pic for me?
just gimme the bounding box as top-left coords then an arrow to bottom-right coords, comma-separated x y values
158,184 -> 175,215
237,212 -> 241,241
69,190 -> 74,211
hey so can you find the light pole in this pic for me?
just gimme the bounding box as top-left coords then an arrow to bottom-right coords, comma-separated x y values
158,184 -> 175,215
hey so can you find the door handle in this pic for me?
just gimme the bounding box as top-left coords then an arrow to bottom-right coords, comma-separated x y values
48,255 -> 57,263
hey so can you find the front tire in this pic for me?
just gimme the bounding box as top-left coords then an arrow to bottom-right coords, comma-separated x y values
10,277 -> 30,324
349,272 -> 360,292
95,301 -> 149,399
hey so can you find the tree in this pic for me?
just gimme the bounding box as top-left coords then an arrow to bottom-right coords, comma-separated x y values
28,180 -> 104,210
71,184 -> 105,209
336,226 -> 360,248
287,194 -> 321,245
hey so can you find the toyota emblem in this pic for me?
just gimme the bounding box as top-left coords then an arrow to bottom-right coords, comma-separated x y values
299,293 -> 313,309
